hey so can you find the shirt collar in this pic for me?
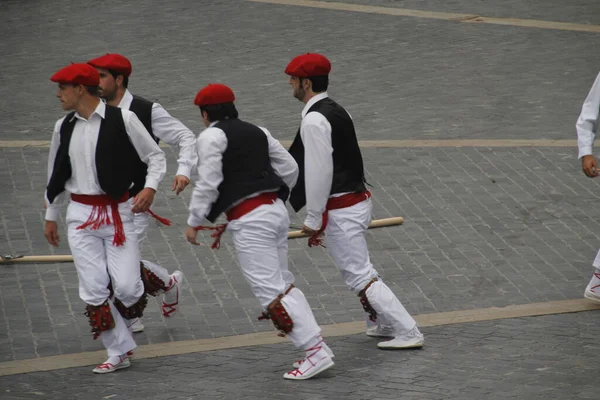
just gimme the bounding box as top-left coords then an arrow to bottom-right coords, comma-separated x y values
301,92 -> 328,118
209,121 -> 219,127
118,89 -> 134,109
71,100 -> 106,122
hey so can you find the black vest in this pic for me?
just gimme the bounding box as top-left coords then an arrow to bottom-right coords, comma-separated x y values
46,105 -> 138,203
205,118 -> 288,223
128,95 -> 157,196
288,97 -> 366,212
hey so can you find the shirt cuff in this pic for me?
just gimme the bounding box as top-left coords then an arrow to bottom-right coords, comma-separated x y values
579,147 -> 593,159
304,212 -> 323,231
187,213 -> 206,227
175,165 -> 192,179
45,207 -> 60,222
144,178 -> 160,191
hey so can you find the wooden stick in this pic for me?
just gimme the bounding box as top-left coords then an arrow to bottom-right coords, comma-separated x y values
0,255 -> 74,264
287,216 -> 404,239
0,217 -> 404,264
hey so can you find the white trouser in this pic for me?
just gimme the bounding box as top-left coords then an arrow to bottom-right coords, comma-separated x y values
227,199 -> 320,349
132,205 -> 170,286
324,197 -> 416,334
66,200 -> 141,355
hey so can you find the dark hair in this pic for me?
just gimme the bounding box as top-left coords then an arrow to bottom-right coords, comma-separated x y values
302,75 -> 328,93
108,69 -> 129,88
199,102 -> 239,122
85,85 -> 99,96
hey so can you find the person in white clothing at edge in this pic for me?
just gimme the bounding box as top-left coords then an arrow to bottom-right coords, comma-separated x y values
184,83 -> 335,380
44,63 -> 167,373
285,53 -> 424,349
87,53 -> 197,332
576,70 -> 600,304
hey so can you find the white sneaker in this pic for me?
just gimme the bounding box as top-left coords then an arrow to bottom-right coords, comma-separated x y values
366,325 -> 395,338
292,341 -> 334,369
92,355 -> 131,374
284,347 -> 334,380
129,318 -> 145,333
162,270 -> 183,318
584,286 -> 600,303
377,326 -> 425,349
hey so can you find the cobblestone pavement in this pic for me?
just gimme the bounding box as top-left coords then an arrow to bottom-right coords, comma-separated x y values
1,312 -> 598,400
1,145 -> 598,361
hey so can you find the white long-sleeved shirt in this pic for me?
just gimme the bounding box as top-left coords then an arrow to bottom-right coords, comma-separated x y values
187,122 -> 298,227
300,92 -> 340,231
45,101 -> 167,221
119,89 -> 198,178
577,71 -> 600,159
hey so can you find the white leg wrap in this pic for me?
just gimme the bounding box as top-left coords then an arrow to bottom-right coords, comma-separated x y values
281,288 -> 322,349
365,280 -> 417,335
100,299 -> 137,357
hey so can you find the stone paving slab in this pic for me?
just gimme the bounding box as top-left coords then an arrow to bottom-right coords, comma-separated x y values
1,145 -> 598,362
0,0 -> 599,143
317,0 -> 600,25
0,312 -> 597,400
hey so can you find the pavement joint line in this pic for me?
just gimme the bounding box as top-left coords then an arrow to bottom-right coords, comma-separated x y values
0,298 -> 597,377
247,0 -> 600,33
0,139 -> 578,149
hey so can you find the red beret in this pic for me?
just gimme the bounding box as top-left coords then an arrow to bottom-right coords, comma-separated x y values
194,84 -> 235,106
285,53 -> 331,77
50,63 -> 100,86
87,53 -> 132,77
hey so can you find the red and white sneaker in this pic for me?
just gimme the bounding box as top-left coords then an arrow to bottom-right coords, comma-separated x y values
162,270 -> 183,318
92,354 -> 131,374
285,341 -> 335,380
584,271 -> 600,304
292,340 -> 334,369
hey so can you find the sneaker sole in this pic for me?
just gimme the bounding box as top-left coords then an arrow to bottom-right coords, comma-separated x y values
284,360 -> 335,380
584,291 -> 600,304
132,325 -> 145,333
92,361 -> 131,374
377,341 -> 425,350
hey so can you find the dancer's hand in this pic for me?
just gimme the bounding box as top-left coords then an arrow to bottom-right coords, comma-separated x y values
44,220 -> 60,247
132,188 -> 156,213
172,175 -> 190,195
185,226 -> 200,245
301,225 -> 318,235
582,155 -> 600,178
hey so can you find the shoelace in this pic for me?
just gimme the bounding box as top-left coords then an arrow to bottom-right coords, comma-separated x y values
288,339 -> 325,374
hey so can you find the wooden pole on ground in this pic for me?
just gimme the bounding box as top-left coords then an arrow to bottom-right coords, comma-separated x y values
1,217 -> 404,264
287,216 -> 404,238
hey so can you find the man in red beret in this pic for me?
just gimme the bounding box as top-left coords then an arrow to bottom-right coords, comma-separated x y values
88,53 -> 197,330
45,63 -> 167,373
285,53 -> 425,350
185,84 -> 335,380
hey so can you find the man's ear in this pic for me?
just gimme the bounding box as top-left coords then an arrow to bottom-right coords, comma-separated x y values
302,77 -> 312,92
116,74 -> 124,87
